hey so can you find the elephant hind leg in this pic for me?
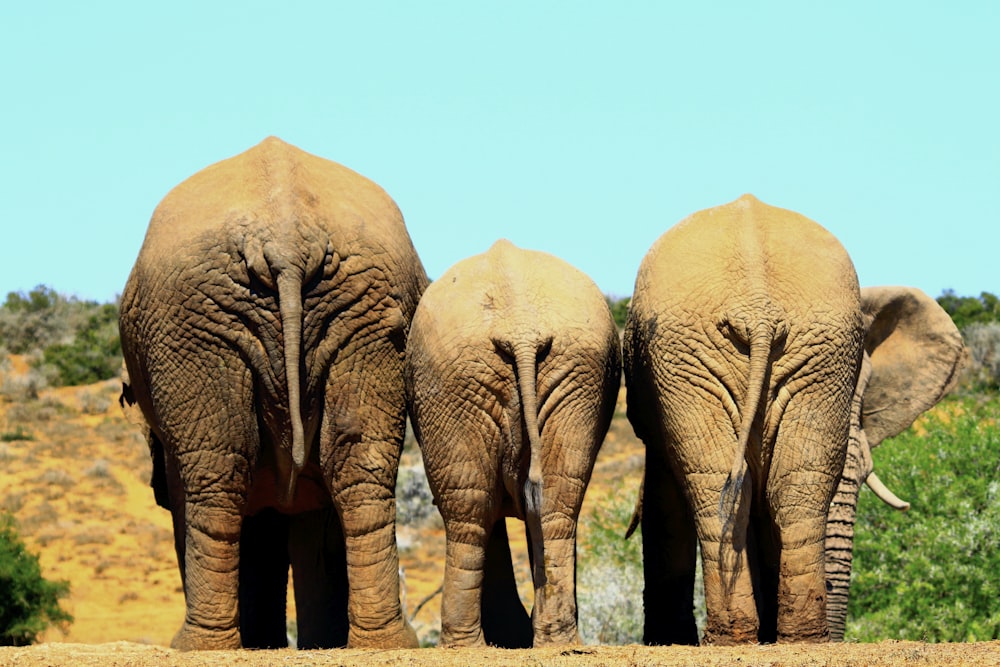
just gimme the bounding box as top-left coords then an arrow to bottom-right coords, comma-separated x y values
481,518 -> 532,648
439,521 -> 492,647
693,472 -> 759,646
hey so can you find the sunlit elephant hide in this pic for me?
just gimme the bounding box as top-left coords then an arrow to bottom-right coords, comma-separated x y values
119,137 -> 427,650
623,195 -> 964,645
405,240 -> 622,647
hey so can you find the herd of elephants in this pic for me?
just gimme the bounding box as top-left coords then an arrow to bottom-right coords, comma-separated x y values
115,136 -> 966,651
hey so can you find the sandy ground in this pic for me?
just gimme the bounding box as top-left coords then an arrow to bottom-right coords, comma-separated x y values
2,640 -> 1000,667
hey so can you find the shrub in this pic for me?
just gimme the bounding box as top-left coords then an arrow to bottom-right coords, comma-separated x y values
577,485 -> 644,644
959,323 -> 1000,393
847,395 -> 1000,641
40,303 -> 121,387
0,286 -> 122,387
605,296 -> 631,330
937,291 -> 1000,331
395,464 -> 438,527
577,484 -> 708,645
0,514 -> 73,645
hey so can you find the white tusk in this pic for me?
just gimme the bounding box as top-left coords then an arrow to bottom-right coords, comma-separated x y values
866,471 -> 910,511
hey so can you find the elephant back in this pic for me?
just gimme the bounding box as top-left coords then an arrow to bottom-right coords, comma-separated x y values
131,136 -> 427,305
630,194 -> 861,325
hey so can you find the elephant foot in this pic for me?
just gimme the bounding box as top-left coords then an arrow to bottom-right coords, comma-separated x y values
778,628 -> 830,643
701,628 -> 759,646
532,628 -> 581,648
348,618 -> 419,649
701,615 -> 759,646
170,623 -> 242,651
439,626 -> 487,648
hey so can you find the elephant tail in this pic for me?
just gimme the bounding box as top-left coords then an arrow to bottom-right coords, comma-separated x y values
277,270 -> 307,506
511,339 -> 547,589
720,320 -> 773,525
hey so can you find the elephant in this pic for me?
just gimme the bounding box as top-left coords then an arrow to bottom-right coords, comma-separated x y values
404,239 -> 622,647
824,285 -> 964,640
118,136 -> 427,650
623,194 -> 964,645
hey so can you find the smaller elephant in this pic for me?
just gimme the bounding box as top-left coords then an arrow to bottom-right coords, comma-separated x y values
405,240 -> 622,647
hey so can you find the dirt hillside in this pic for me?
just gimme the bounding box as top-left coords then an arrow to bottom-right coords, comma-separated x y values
1,356 -> 997,665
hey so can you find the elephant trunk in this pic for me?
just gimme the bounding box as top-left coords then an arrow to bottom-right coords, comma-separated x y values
277,270 -> 306,506
514,341 -> 546,589
825,465 -> 860,642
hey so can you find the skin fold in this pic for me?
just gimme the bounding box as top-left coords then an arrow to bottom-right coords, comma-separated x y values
405,240 -> 622,647
624,195 -> 965,645
119,137 -> 427,650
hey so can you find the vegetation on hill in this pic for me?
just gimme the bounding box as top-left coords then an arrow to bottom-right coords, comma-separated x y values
0,286 -> 121,393
0,514 -> 72,646
936,291 -> 1000,331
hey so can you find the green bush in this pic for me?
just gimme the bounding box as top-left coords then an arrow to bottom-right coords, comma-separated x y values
605,296 -> 631,330
937,291 -> 1000,331
577,485 -> 644,644
0,286 -> 121,387
959,323 -> 1000,393
0,286 -> 74,354
847,395 -> 1000,641
0,514 -> 73,645
40,303 -> 121,387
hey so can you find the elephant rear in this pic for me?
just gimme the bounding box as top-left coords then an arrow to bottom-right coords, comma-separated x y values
625,194 -> 865,645
119,137 -> 426,650
405,239 -> 621,647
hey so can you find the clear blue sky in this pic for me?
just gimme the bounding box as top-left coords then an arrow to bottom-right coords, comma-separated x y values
2,2 -> 996,303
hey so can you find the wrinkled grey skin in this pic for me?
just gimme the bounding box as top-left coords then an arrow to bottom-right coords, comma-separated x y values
824,286 -> 965,640
405,240 -> 622,647
624,195 -> 964,645
119,137 -> 427,650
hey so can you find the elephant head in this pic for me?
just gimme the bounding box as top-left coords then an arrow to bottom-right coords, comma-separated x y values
825,286 -> 966,640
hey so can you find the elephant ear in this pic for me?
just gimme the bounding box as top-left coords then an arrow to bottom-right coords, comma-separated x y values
861,286 -> 967,448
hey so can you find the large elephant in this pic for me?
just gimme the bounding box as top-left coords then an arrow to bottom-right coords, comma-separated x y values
404,240 -> 622,647
623,195 -> 963,645
118,137 -> 427,650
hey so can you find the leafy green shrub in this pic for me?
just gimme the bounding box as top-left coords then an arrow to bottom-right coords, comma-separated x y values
847,395 -> 1000,642
0,286 -> 76,354
577,483 -> 707,645
937,291 -> 1000,331
0,514 -> 73,645
40,303 -> 121,387
0,426 -> 34,442
605,296 -> 631,330
577,486 -> 644,644
959,323 -> 1000,393
0,286 -> 122,387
